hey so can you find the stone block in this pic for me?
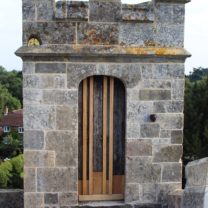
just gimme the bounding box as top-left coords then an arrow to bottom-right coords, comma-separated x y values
55,1 -> 67,19
89,0 -> 121,22
156,183 -> 181,206
23,0 -> 35,21
140,124 -> 160,138
153,145 -> 183,162
171,130 -> 183,144
59,192 -> 78,206
127,101 -> 153,123
153,101 -> 183,113
172,79 -> 185,100
125,183 -> 141,202
24,105 -> 56,130
156,24 -> 184,47
152,138 -> 171,145
43,90 -> 78,105
98,64 -> 141,88
24,168 -> 36,192
24,151 -> 55,167
160,130 -> 171,138
45,131 -> 78,167
126,139 -> 152,156
23,89 -> 43,105
126,157 -> 161,183
122,2 -> 154,22
56,106 -> 78,131
23,22 -> 76,45
162,163 -> 182,182
77,23 -> 119,45
142,184 -> 157,202
67,1 -> 88,20
23,62 -> 35,74
37,168 -> 77,192
44,193 -> 58,205
157,114 -> 183,129
185,157 -> 208,187
67,64 -> 97,88
24,193 -> 44,208
155,3 -> 185,25
36,63 -> 66,73
24,130 -> 44,150
142,64 -> 184,79
23,74 -> 40,88
139,90 -> 171,101
168,189 -> 183,208
119,23 -> 155,46
36,0 -> 54,21
126,122 -> 140,138
140,80 -> 171,89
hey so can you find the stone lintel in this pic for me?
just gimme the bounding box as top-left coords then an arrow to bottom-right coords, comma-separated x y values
15,45 -> 191,60
154,0 -> 191,3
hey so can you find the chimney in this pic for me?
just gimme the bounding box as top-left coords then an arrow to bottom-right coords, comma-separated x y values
4,106 -> 8,116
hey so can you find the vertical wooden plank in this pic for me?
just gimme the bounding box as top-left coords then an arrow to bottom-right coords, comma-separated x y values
102,77 -> 108,194
89,77 -> 94,195
109,77 -> 114,194
83,79 -> 88,195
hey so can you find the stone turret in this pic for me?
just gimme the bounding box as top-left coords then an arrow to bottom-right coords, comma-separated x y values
16,0 -> 191,207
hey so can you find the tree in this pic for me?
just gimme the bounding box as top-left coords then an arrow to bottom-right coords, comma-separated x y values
0,84 -> 21,118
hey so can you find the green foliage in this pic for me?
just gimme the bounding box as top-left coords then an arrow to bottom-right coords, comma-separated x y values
0,84 -> 21,118
187,67 -> 208,82
0,130 -> 23,160
184,69 -> 208,161
0,154 -> 23,189
0,66 -> 22,103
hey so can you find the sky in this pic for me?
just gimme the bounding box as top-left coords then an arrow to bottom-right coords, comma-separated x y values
0,0 -> 207,74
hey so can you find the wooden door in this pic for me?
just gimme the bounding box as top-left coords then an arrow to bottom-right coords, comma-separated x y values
78,76 -> 126,202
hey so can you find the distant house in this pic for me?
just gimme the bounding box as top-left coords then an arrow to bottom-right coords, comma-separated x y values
0,108 -> 23,135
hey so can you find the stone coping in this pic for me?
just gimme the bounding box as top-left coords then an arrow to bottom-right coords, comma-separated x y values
16,45 -> 191,59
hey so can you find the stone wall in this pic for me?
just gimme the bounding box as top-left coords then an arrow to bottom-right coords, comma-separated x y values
16,0 -> 190,207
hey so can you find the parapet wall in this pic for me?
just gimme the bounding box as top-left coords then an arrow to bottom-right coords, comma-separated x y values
22,0 -> 188,48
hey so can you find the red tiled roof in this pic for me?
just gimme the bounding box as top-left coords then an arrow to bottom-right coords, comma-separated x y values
0,109 -> 23,127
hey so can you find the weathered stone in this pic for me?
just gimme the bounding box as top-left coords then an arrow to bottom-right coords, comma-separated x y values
36,0 -> 54,21
125,183 -> 141,202
44,193 -> 58,205
127,139 -> 152,156
157,114 -> 183,129
23,62 -> 35,74
41,74 -> 66,89
162,163 -> 182,182
67,1 -> 88,20
172,79 -> 185,100
23,74 -> 40,88
126,157 -> 161,183
43,90 -> 78,105
55,1 -> 67,19
153,101 -> 183,113
23,0 -> 35,21
139,90 -> 171,101
77,23 -> 119,45
152,138 -> 171,145
36,63 -> 66,73
59,192 -> 78,206
45,131 -> 77,167
24,151 -> 55,167
126,122 -> 140,138
24,168 -> 36,192
160,130 -> 171,138
119,23 -> 155,47
142,184 -> 157,202
56,106 -> 78,131
24,130 -> 44,150
171,130 -> 183,144
23,89 -> 43,105
168,189 -> 183,208
23,22 -> 76,45
141,124 -> 160,138
156,183 -> 181,206
155,3 -> 185,25
24,193 -> 44,208
153,145 -> 183,162
24,105 -> 55,130
142,64 -> 184,79
140,80 -> 171,89
67,64 -> 97,88
122,2 -> 154,22
37,168 -> 77,192
89,0 -> 121,22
